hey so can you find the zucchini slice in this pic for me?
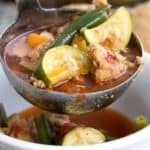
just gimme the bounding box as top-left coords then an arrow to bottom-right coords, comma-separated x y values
83,7 -> 132,51
62,127 -> 106,146
34,113 -> 52,144
35,45 -> 92,86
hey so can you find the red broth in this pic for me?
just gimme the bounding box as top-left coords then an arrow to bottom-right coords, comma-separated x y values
19,107 -> 134,138
4,30 -> 140,93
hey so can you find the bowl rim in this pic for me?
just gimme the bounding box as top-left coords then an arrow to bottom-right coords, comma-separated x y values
0,125 -> 150,149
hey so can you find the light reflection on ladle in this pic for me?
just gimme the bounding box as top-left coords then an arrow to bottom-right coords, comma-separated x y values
37,0 -> 86,13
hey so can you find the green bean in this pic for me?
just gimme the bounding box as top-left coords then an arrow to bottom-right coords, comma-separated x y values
34,113 -> 52,144
49,6 -> 110,48
0,104 -> 7,127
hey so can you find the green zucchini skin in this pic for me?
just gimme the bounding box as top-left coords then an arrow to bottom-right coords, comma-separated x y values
50,6 -> 109,48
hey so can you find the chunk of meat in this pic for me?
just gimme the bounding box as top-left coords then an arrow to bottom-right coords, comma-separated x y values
7,115 -> 35,142
88,44 -> 128,83
30,76 -> 46,89
20,31 -> 54,71
135,56 -> 143,66
4,113 -> 75,143
92,0 -> 108,8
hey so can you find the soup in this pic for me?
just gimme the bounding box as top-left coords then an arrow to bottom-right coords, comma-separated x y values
0,107 -> 134,143
19,107 -> 134,138
0,102 -> 148,146
4,6 -> 142,93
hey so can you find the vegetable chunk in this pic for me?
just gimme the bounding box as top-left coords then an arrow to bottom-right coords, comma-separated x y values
35,45 -> 92,86
62,127 -> 105,146
83,7 -> 132,51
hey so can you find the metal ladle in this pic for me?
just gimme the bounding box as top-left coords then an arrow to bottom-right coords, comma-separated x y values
0,0 -> 143,114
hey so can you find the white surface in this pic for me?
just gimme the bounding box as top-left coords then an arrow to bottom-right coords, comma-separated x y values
0,65 -> 30,116
0,53 -> 150,150
112,52 -> 150,119
0,2 -> 17,35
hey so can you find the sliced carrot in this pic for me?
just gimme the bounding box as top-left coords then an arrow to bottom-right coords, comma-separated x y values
26,33 -> 49,48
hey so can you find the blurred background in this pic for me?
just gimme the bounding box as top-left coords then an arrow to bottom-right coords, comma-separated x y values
0,0 -> 16,34
0,0 -> 149,52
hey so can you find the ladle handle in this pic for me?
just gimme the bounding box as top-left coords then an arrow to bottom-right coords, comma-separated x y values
15,0 -> 37,17
15,0 -> 91,16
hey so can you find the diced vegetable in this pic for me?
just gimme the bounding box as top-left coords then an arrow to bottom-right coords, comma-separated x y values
27,33 -> 49,48
134,115 -> 148,131
35,45 -> 92,86
0,104 -> 7,127
49,6 -> 109,48
62,127 -> 106,146
72,35 -> 87,51
83,7 -> 132,51
34,113 -> 52,144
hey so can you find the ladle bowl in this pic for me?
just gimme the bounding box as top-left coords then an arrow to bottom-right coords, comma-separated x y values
0,0 -> 143,114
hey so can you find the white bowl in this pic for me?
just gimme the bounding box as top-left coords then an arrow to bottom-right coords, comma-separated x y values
0,52 -> 150,150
